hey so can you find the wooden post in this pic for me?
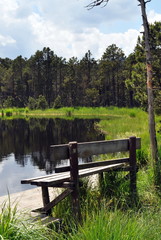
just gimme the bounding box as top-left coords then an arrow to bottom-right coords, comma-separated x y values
41,186 -> 51,215
129,136 -> 137,203
99,172 -> 104,195
69,142 -> 81,222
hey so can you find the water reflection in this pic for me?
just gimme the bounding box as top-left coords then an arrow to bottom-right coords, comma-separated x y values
0,118 -> 105,196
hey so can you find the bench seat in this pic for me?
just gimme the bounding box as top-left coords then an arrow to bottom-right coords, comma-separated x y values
21,162 -> 125,187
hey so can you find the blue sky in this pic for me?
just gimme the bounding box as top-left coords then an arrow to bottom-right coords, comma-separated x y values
0,0 -> 161,60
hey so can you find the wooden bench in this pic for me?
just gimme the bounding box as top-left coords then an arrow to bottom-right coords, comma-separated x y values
21,136 -> 141,221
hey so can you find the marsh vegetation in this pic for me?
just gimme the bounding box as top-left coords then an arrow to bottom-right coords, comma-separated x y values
0,107 -> 161,239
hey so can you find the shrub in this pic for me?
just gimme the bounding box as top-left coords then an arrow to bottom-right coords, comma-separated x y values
3,97 -> 15,108
28,97 -> 37,110
5,109 -> 13,117
53,95 -> 62,109
37,95 -> 48,110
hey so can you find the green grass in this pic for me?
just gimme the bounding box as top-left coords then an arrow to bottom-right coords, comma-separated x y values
0,107 -> 161,239
0,106 -> 150,119
0,200 -> 59,240
66,208 -> 161,240
97,108 -> 161,163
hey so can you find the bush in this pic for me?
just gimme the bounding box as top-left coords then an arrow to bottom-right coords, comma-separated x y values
53,95 -> 62,109
37,95 -> 48,110
28,97 -> 37,110
3,96 -> 15,108
5,110 -> 13,117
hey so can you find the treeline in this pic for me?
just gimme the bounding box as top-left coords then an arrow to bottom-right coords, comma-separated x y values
0,22 -> 161,112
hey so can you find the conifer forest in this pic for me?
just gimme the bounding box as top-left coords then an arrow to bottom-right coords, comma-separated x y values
0,22 -> 161,113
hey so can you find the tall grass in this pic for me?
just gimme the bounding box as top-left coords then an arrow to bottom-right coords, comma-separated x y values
0,106 -> 151,119
0,107 -> 161,239
66,208 -> 161,240
0,200 -> 59,240
0,108 -> 29,118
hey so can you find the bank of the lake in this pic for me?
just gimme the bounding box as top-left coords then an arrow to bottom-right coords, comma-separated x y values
1,106 -> 160,152
0,107 -> 161,240
0,106 -> 152,118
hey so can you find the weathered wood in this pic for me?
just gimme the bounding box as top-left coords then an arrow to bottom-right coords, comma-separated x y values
55,158 -> 129,173
32,189 -> 73,214
21,163 -> 125,187
78,163 -> 125,177
113,166 -> 131,172
22,163 -> 124,187
21,137 -> 141,221
32,214 -> 61,226
51,181 -> 74,188
21,172 -> 69,186
50,138 -> 141,161
41,186 -> 51,214
43,189 -> 73,213
129,136 -> 137,200
21,172 -> 62,184
69,142 -> 81,222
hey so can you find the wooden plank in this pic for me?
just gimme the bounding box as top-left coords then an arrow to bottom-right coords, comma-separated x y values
21,171 -> 70,184
52,182 -> 74,188
55,158 -> 129,173
21,173 -> 60,184
32,214 -> 61,226
78,163 -> 125,178
30,173 -> 71,187
43,189 -> 73,212
21,163 -> 125,188
50,143 -> 69,161
50,138 -> 141,161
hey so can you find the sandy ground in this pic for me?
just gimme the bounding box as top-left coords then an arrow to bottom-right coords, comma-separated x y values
0,187 -> 57,215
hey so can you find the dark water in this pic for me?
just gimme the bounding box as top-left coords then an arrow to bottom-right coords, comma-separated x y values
0,118 -> 105,196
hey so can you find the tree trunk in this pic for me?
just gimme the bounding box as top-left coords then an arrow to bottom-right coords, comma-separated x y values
139,0 -> 159,175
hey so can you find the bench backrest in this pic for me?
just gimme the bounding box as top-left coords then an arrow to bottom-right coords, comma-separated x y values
50,137 -> 141,161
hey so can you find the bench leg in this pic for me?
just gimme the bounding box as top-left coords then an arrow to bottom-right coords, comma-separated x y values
69,142 -> 81,222
41,186 -> 51,215
129,137 -> 137,204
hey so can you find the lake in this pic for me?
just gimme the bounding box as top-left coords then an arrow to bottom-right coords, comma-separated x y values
0,118 -> 105,196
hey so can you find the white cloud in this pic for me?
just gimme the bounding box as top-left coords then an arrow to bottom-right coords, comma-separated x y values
0,35 -> 16,46
148,10 -> 161,23
28,12 -> 139,59
0,0 -> 160,59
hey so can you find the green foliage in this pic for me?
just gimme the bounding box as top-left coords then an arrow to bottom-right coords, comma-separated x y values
5,109 -> 13,117
53,95 -> 62,109
0,200 -> 57,240
36,95 -> 48,110
129,112 -> 136,118
126,22 -> 161,111
136,149 -> 149,168
28,97 -> 37,110
68,208 -> 161,240
0,22 -> 161,113
3,96 -> 15,108
85,88 -> 99,107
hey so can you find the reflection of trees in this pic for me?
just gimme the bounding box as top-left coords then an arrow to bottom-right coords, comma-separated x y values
0,118 -> 104,172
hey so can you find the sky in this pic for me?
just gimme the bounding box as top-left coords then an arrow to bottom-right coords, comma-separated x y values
0,0 -> 161,60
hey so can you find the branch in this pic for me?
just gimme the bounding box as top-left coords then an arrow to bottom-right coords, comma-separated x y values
138,0 -> 151,6
86,0 -> 109,10
145,0 -> 151,4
